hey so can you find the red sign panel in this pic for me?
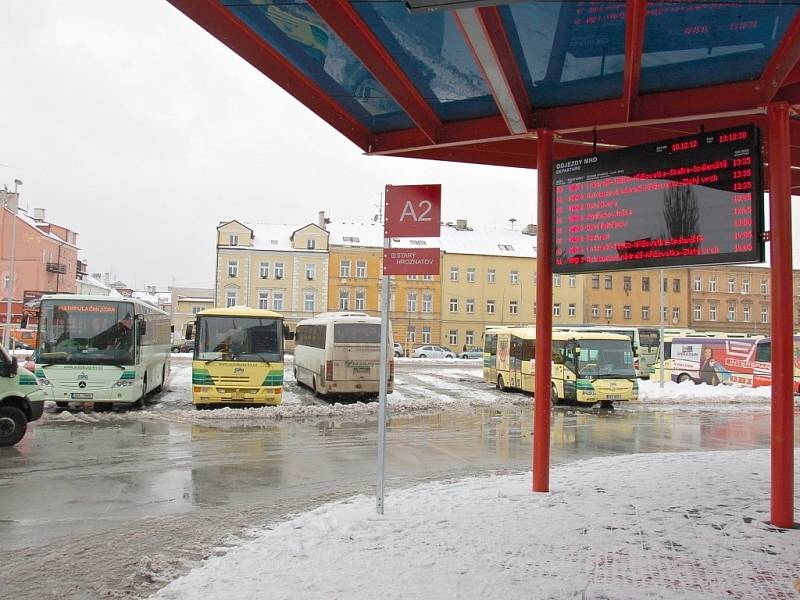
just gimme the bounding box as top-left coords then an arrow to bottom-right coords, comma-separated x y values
384,184 -> 441,238
382,248 -> 440,276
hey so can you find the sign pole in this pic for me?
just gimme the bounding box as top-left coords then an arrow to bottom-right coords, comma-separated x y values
376,237 -> 390,515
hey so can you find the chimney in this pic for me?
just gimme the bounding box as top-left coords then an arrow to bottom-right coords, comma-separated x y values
0,191 -> 19,214
522,224 -> 538,236
33,207 -> 46,222
318,210 -> 327,229
455,219 -> 468,231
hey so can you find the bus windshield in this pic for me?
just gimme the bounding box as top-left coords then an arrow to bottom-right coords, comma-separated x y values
197,316 -> 282,362
576,339 -> 636,379
38,300 -> 135,366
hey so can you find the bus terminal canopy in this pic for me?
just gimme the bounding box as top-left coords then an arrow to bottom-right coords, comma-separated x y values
168,0 -> 800,186
168,0 -> 798,528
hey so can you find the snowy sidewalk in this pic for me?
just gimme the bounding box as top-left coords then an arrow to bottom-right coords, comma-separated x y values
151,449 -> 799,600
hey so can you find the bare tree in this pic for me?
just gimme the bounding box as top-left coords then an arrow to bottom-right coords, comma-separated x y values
662,185 -> 699,241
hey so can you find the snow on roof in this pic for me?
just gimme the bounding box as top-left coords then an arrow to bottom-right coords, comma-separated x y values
177,296 -> 214,303
3,206 -> 80,249
132,291 -> 172,305
81,274 -> 123,296
219,222 -> 329,252
441,225 -> 537,258
326,221 -> 384,248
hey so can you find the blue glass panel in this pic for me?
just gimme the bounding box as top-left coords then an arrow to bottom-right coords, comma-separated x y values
640,2 -> 800,93
353,2 -> 497,122
499,2 -> 626,108
222,0 -> 414,133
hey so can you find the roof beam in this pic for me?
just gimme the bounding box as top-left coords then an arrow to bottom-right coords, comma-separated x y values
621,0 -> 647,122
453,8 -> 530,135
760,12 -> 800,103
165,0 -> 371,150
307,0 -> 441,144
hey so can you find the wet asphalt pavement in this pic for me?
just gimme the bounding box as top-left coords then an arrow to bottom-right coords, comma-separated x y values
0,356 -> 795,599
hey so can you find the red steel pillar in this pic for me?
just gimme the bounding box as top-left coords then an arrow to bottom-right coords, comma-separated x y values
533,129 -> 554,492
766,102 -> 795,528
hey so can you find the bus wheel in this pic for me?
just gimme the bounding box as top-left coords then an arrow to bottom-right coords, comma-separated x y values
677,373 -> 692,383
0,406 -> 27,447
600,401 -> 614,410
551,384 -> 560,406
497,375 -> 506,392
94,402 -> 113,412
153,366 -> 165,394
132,376 -> 146,409
312,378 -> 323,398
56,402 -> 69,410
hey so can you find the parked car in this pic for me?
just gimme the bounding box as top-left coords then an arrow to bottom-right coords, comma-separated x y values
393,342 -> 404,358
171,340 -> 195,353
459,346 -> 483,359
9,339 -> 31,351
412,345 -> 455,359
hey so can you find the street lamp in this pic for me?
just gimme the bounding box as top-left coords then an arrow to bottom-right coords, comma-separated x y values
3,179 -> 22,349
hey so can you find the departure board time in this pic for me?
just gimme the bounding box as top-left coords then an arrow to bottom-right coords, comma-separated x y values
552,125 -> 764,274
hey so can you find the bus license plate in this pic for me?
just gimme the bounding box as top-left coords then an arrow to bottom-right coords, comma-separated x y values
231,392 -> 244,401
353,367 -> 370,374
606,394 -> 621,400
71,393 -> 93,400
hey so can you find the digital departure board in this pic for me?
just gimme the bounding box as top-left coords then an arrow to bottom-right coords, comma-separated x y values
552,125 -> 764,274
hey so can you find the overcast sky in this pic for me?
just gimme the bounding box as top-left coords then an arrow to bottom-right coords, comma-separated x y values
2,1 -> 798,291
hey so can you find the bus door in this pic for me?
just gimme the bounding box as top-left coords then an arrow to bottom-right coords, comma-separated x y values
752,340 -> 771,387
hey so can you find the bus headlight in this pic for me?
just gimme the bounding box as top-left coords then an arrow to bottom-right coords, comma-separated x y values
113,380 -> 134,387
37,378 -> 51,386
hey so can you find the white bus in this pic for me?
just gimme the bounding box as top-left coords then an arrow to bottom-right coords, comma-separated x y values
554,324 -> 660,378
35,295 -> 171,410
293,312 -> 394,398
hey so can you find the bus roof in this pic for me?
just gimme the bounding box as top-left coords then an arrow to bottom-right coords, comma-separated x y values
197,306 -> 283,319
298,313 -> 382,325
39,294 -> 170,316
490,326 -> 631,343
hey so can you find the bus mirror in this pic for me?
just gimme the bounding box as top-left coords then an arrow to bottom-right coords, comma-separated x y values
137,319 -> 147,337
9,356 -> 18,376
574,344 -> 581,355
170,324 -> 175,333
283,324 -> 294,340
185,323 -> 193,341
20,314 -> 28,329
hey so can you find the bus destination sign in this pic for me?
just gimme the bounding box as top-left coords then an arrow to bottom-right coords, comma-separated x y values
552,125 -> 764,274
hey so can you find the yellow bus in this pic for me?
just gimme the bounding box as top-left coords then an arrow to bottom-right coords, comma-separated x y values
190,307 -> 285,409
483,327 -> 638,407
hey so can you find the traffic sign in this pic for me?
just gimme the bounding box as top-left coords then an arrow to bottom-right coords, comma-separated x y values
382,247 -> 440,276
384,184 -> 441,238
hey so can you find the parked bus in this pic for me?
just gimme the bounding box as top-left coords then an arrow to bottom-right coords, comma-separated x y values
294,312 -> 393,398
484,327 -> 638,407
36,294 -> 171,410
191,306 -> 285,409
554,325 -> 660,378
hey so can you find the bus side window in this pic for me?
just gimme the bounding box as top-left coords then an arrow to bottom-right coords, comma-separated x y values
755,342 -> 771,363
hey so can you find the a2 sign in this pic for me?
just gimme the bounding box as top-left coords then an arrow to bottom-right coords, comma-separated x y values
382,184 -> 441,276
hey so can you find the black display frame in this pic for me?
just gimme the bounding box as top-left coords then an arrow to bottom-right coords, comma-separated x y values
551,124 -> 765,274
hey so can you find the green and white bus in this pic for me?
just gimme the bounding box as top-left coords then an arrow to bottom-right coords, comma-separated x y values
35,295 -> 171,410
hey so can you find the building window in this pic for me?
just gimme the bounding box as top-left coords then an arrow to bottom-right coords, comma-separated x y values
407,292 -> 417,313
605,305 -> 613,319
642,305 -> 650,320
422,327 -> 431,344
623,305 -> 631,319
693,304 -> 701,321
407,326 -> 416,343
3,275 -> 9,290
604,275 -> 613,289
662,278 -> 668,293
742,278 -> 750,294
423,293 -> 433,313
761,279 -> 768,294
227,260 -> 238,277
229,234 -> 238,246
272,292 -> 284,311
449,298 -> 459,312
259,262 -> 270,279
192,306 -> 203,314
553,303 -> 561,317
467,268 -> 475,283
568,275 -> 576,288
623,276 -> 631,291
449,330 -> 458,345
568,303 -> 576,317
510,300 -> 518,315
340,260 -> 351,278
728,276 -> 736,293
661,306 -> 668,322
553,274 -> 561,287
355,290 -> 365,310
673,279 -> 680,293
450,267 -> 459,282
709,277 -> 717,292
465,330 -> 474,346
487,269 -> 496,284
709,305 -> 718,321
307,238 -> 316,250
486,300 -> 496,314
641,276 -> 650,292
274,263 -> 284,280
226,289 -> 237,308
693,275 -> 701,291
743,304 -> 750,322
672,307 -> 680,322
258,291 -> 269,310
510,271 -> 519,285
304,292 -> 315,313
533,303 -> 537,317
422,274 -> 433,281
591,304 -> 599,318
305,264 -> 316,280
407,275 -> 418,281
592,275 -> 600,289
465,298 -> 475,313
727,305 -> 736,321
356,260 -> 366,278
761,305 -> 769,323
339,289 -> 349,310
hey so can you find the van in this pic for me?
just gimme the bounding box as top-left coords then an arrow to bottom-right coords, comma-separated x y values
0,343 -> 45,446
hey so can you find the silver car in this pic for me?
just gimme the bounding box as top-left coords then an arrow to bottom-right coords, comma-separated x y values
412,345 -> 455,359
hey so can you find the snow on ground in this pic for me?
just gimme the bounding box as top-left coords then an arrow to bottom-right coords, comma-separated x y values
151,449 -> 800,600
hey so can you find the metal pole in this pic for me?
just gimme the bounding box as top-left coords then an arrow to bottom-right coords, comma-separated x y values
533,129 -> 554,492
3,183 -> 20,350
659,268 -> 665,388
766,102 -> 795,528
376,236 -> 390,515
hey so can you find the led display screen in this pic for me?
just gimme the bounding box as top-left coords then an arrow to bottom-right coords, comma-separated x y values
553,125 -> 764,274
